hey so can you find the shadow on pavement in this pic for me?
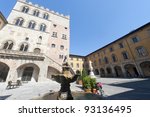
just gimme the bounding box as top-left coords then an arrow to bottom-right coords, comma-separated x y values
0,95 -> 12,100
75,85 -> 83,90
106,79 -> 150,100
34,92 -> 104,100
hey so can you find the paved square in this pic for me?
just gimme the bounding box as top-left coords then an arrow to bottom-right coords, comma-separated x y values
0,77 -> 150,100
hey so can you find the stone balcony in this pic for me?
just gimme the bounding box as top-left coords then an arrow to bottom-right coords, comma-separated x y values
0,49 -> 45,61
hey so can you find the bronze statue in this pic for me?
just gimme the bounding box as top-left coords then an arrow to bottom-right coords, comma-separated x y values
52,57 -> 80,100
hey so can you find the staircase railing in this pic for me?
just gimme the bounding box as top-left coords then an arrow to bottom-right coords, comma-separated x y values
43,54 -> 62,67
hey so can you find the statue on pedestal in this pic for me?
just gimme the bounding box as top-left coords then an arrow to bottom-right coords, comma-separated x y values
89,60 -> 96,78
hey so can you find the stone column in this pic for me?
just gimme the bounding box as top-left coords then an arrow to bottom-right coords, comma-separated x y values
136,63 -> 144,78
6,66 -> 17,82
111,66 -> 116,77
98,69 -> 101,78
121,64 -> 127,78
38,64 -> 48,82
104,67 -> 108,77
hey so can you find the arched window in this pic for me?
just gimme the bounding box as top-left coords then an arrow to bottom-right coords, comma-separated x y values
28,21 -> 36,29
111,54 -> 117,62
43,13 -> 49,20
40,24 -> 46,32
122,51 -> 129,60
104,57 -> 109,64
37,36 -> 42,44
15,18 -> 24,26
3,41 -> 13,50
20,43 -> 28,52
51,44 -> 56,48
60,45 -> 64,50
22,6 -> 29,13
33,10 -> 40,17
34,48 -> 41,54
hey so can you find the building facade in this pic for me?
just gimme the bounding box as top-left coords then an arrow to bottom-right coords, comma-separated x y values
84,23 -> 150,78
0,0 -> 70,82
69,54 -> 85,74
0,12 -> 7,30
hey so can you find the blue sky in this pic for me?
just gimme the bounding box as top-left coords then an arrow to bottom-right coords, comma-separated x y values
1,0 -> 150,56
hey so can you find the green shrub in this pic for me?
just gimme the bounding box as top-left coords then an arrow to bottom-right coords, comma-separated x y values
82,76 -> 91,89
81,70 -> 97,89
90,78 -> 96,89
76,69 -> 88,84
81,69 -> 88,80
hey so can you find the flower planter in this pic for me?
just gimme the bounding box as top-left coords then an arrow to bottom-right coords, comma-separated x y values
92,88 -> 97,94
84,88 -> 92,93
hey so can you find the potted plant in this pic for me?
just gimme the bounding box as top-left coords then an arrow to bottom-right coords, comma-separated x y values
83,76 -> 92,93
76,76 -> 83,85
90,78 -> 97,94
76,69 -> 87,85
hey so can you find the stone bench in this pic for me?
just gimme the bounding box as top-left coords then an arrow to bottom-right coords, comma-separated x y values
6,80 -> 22,89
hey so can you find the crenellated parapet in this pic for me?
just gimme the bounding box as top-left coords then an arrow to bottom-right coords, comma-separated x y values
18,0 -> 70,19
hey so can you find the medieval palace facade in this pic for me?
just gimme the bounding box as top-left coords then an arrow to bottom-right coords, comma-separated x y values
0,0 -> 70,82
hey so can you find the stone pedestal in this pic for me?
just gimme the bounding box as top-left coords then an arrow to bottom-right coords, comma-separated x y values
89,71 -> 96,78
